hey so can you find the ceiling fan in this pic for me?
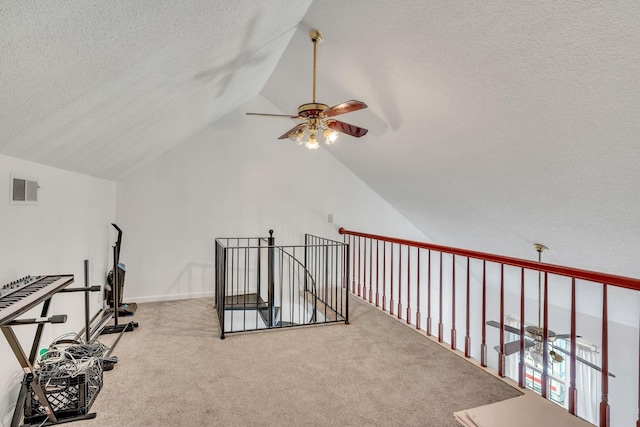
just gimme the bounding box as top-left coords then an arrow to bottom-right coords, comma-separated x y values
487,244 -> 615,377
487,320 -> 613,377
246,29 -> 368,150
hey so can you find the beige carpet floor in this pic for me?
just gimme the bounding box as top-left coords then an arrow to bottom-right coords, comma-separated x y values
69,295 -> 521,426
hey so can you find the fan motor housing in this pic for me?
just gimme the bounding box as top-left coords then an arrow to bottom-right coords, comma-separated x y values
298,103 -> 329,118
525,325 -> 557,343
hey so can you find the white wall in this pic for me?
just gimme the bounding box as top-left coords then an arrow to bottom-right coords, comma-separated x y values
116,95 -> 428,302
0,154 -> 115,426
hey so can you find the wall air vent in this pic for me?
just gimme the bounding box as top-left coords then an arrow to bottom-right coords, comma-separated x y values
10,174 -> 39,205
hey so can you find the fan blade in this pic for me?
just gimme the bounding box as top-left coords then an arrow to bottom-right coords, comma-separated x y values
486,320 -> 522,336
246,112 -> 301,119
277,123 -> 307,140
326,120 -> 368,138
555,333 -> 581,339
494,339 -> 535,356
322,100 -> 368,118
552,346 -> 615,377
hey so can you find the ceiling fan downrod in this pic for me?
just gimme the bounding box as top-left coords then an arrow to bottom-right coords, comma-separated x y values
310,29 -> 323,103
534,243 -> 549,328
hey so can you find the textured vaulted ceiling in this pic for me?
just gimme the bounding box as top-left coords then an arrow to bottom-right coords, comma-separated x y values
1,1 -> 312,178
2,1 -> 639,277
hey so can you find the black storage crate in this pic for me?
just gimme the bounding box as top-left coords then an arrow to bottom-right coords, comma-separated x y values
24,362 -> 103,423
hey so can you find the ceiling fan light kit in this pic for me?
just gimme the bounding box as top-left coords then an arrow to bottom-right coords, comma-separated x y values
246,29 -> 368,149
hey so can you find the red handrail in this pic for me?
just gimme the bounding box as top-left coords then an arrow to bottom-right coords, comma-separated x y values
338,228 -> 640,291
340,227 -> 640,427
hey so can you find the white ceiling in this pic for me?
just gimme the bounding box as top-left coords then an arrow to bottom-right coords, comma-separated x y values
1,1 -> 312,178
2,1 -> 639,277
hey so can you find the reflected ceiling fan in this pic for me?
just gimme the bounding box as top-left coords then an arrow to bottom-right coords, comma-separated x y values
246,29 -> 368,150
487,244 -> 615,377
487,320 -> 613,377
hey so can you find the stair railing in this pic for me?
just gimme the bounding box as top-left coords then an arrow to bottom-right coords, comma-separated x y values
305,234 -> 351,325
339,227 -> 640,427
215,232 -> 349,338
274,245 -> 318,324
215,236 -> 269,338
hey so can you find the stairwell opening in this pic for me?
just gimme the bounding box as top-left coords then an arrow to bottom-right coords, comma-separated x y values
214,230 -> 349,338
